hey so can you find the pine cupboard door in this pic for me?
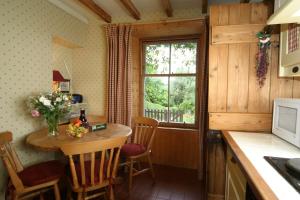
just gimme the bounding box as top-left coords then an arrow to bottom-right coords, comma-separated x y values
225,149 -> 247,200
226,172 -> 239,200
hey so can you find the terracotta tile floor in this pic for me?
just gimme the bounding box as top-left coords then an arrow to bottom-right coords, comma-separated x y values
114,165 -> 204,200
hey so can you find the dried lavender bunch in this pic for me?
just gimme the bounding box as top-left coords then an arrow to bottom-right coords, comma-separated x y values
256,31 -> 271,88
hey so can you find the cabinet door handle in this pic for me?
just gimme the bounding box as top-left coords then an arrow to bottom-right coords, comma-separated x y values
230,157 -> 236,164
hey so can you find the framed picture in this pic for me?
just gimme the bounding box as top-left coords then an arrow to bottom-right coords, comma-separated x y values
59,80 -> 70,92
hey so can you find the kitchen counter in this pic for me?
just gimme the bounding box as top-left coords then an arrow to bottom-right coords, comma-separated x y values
223,131 -> 300,200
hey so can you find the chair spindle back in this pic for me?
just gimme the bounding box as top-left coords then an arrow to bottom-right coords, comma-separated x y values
0,132 -> 24,191
133,117 -> 159,150
61,136 -> 127,189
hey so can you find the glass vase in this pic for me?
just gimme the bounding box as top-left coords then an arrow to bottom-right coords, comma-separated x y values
46,116 -> 59,137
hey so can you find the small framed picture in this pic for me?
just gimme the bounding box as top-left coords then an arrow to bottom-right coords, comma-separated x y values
59,80 -> 70,93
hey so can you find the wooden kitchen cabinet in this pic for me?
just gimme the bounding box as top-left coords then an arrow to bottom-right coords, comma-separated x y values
206,130 -> 226,200
225,148 -> 247,200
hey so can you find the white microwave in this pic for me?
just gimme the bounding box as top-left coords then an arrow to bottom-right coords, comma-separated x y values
273,98 -> 300,148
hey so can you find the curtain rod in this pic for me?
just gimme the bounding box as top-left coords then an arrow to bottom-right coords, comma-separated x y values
102,16 -> 207,28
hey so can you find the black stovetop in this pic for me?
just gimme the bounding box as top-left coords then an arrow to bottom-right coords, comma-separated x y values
264,156 -> 300,193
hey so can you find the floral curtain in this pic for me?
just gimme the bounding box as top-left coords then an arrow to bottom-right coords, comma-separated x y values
105,24 -> 133,126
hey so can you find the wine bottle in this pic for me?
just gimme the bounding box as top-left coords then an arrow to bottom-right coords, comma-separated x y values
79,109 -> 89,127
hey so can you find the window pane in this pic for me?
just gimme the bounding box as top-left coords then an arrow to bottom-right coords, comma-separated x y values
169,77 -> 195,124
144,77 -> 168,122
145,44 -> 170,74
171,42 -> 197,74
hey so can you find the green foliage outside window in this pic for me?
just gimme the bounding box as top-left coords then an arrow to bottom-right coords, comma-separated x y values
144,40 -> 198,124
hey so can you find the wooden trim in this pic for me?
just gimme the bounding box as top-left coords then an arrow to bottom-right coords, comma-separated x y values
211,24 -> 279,44
140,36 -> 201,129
144,73 -> 196,77
131,20 -> 205,38
161,0 -> 173,17
209,113 -> 272,132
78,0 -> 111,23
141,35 -> 201,42
102,16 -> 208,29
222,131 -> 278,200
121,17 -> 206,26
120,0 -> 141,20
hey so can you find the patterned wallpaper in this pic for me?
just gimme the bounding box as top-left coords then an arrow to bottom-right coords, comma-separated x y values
0,0 -> 87,197
72,18 -> 107,115
0,0 -> 202,197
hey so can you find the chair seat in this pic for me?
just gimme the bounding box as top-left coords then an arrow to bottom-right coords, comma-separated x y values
18,160 -> 64,187
121,143 -> 146,157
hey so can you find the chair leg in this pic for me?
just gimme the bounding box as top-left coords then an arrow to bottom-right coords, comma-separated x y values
109,186 -> 115,200
129,159 -> 134,191
12,192 -> 18,200
66,189 -> 72,200
54,183 -> 61,200
137,160 -> 142,170
147,154 -> 155,179
77,192 -> 82,200
39,192 -> 45,200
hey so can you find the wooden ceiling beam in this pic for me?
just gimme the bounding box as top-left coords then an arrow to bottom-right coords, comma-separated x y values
120,0 -> 141,20
161,0 -> 173,17
78,0 -> 111,23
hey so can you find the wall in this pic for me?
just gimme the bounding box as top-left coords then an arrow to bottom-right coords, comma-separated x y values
72,18 -> 107,115
52,17 -> 107,116
208,3 -> 300,132
0,0 -> 89,197
52,43 -> 73,81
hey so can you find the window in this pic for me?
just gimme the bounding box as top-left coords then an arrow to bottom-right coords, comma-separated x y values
142,38 -> 199,128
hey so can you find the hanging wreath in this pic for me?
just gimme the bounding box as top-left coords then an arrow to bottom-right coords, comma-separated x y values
256,28 -> 272,87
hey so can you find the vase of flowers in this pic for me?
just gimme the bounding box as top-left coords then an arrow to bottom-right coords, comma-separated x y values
28,91 -> 72,136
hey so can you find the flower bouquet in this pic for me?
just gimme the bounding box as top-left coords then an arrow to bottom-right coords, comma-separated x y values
28,91 -> 72,136
66,119 -> 88,138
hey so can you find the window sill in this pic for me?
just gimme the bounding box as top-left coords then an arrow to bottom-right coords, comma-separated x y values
157,126 -> 199,132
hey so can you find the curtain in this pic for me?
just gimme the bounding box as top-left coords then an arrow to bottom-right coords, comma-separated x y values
106,24 -> 133,126
198,19 -> 209,180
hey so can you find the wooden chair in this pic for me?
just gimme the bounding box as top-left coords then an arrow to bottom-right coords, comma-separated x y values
0,131 -> 64,200
61,136 -> 128,200
120,117 -> 159,190
70,115 -> 107,124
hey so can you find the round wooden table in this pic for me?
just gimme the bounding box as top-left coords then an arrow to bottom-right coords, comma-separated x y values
26,123 -> 132,151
